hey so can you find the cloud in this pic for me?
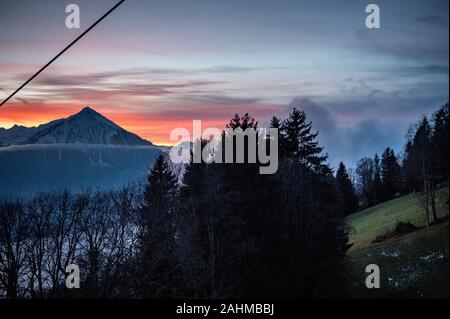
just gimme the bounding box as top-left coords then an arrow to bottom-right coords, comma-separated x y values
340,119 -> 404,166
15,78 -> 222,102
274,97 -> 448,169
13,97 -> 30,105
415,15 -> 448,28
25,66 -> 279,88
185,94 -> 261,105
8,66 -> 290,106
391,65 -> 449,76
354,27 -> 449,63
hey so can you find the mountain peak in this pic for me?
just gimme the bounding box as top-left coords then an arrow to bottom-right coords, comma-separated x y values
80,106 -> 96,113
78,106 -> 102,117
0,107 -> 153,147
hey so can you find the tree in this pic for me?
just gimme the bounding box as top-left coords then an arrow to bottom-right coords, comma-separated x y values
336,162 -> 359,216
77,190 -> 116,298
381,147 -> 401,200
180,157 -> 246,298
46,191 -> 83,298
409,117 -> 438,225
27,194 -> 53,298
177,111 -> 348,298
431,104 -> 449,184
282,108 -> 328,171
270,116 -> 282,129
356,157 -> 375,207
0,201 -> 29,299
269,116 -> 286,158
402,139 -> 421,194
373,154 -> 383,203
267,110 -> 347,297
136,155 -> 179,297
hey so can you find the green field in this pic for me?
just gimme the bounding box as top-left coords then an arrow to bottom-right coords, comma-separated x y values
345,186 -> 449,298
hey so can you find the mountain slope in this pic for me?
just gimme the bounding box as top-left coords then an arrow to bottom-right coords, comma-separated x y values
0,107 -> 152,147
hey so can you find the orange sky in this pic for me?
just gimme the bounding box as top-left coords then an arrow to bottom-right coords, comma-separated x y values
0,102 -> 255,145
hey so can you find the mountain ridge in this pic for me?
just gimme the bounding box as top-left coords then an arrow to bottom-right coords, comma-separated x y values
0,107 -> 153,147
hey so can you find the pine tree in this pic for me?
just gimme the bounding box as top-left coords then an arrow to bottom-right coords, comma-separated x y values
226,113 -> 257,130
431,104 -> 449,183
137,155 -> 178,297
373,153 -> 383,203
269,116 -> 286,158
270,116 -> 281,129
335,162 -> 359,216
143,155 -> 178,214
402,140 -> 420,194
282,108 -> 328,171
356,157 -> 375,207
381,147 -> 401,200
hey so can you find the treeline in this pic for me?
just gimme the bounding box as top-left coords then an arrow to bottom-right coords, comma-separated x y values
0,108 -> 349,299
354,147 -> 402,208
337,103 -> 449,221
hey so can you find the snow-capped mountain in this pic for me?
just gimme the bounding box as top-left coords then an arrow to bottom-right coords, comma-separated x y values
0,107 -> 152,147
0,107 -> 162,198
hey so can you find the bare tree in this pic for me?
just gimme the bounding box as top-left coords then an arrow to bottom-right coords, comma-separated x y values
0,201 -> 29,298
46,191 -> 83,298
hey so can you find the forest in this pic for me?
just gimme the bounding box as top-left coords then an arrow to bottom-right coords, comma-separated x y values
0,104 -> 448,299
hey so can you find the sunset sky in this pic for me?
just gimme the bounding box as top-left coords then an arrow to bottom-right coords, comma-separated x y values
0,0 -> 448,167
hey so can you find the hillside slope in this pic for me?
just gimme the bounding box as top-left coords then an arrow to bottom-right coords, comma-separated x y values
345,186 -> 449,298
347,187 -> 449,250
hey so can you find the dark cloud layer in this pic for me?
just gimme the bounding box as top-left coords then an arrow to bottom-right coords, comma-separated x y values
277,97 -> 446,170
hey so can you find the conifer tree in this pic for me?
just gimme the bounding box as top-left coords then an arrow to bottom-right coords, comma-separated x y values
269,116 -> 286,159
373,153 -> 383,203
282,108 -> 327,171
137,155 -> 178,297
431,104 -> 449,183
403,117 -> 437,225
356,157 -> 375,207
336,162 -> 359,216
381,147 -> 401,200
270,116 -> 282,129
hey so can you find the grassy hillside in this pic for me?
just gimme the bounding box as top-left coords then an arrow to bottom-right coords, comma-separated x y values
345,186 -> 449,298
347,186 -> 449,250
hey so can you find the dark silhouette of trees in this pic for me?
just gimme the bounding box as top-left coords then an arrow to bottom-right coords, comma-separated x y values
402,139 -> 421,194
431,104 -> 449,184
134,155 -> 179,298
399,104 -> 448,224
356,157 -> 375,207
336,162 -> 359,216
0,201 -> 29,298
281,108 -> 328,171
402,117 -> 439,225
351,103 -> 448,221
381,147 -> 401,201
175,108 -> 349,298
373,154 -> 383,203
356,150 -> 401,208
